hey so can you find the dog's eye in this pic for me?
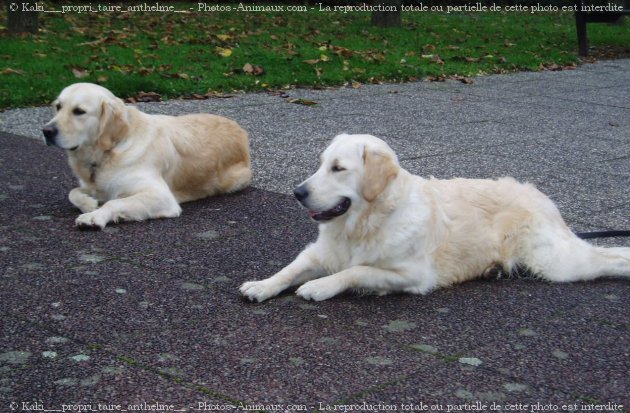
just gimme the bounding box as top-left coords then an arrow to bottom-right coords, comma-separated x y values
73,108 -> 86,115
331,165 -> 346,173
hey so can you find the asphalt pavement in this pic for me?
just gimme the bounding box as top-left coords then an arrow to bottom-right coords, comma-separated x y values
0,59 -> 629,412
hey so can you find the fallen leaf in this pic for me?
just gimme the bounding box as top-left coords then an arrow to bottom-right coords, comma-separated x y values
540,63 -> 561,71
97,74 -> 108,83
138,67 -> 154,76
423,44 -> 436,51
157,64 -> 172,72
319,54 -> 329,62
243,63 -> 254,74
253,65 -> 265,76
287,98 -> 318,106
351,81 -> 362,89
72,67 -> 89,78
447,45 -> 460,50
183,92 -> 235,100
129,91 -> 161,102
303,59 -> 320,65
216,34 -> 231,41
206,91 -> 235,99
464,57 -> 479,63
115,64 -> 135,73
367,52 -> 385,62
333,46 -> 354,58
215,47 -> 232,57
242,63 -> 265,76
1,68 -> 24,75
77,37 -> 108,47
430,55 -> 444,65
266,90 -> 290,98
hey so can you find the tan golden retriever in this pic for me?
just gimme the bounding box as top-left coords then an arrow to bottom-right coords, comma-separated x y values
42,83 -> 251,229
241,134 -> 630,302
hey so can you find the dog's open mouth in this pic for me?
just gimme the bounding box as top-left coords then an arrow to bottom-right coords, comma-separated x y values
307,197 -> 351,222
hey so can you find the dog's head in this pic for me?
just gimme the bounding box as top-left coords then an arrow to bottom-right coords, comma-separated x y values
294,134 -> 400,223
42,83 -> 129,152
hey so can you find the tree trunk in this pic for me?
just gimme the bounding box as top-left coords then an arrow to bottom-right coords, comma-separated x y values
7,4 -> 39,34
371,0 -> 402,28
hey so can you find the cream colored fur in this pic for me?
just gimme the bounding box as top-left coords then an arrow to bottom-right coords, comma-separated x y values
43,83 -> 251,229
241,134 -> 630,302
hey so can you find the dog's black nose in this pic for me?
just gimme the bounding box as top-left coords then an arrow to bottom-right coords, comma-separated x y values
293,185 -> 309,202
42,125 -> 58,146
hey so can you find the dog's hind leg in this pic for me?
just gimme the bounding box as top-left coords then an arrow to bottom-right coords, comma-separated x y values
219,161 -> 252,194
520,226 -> 630,282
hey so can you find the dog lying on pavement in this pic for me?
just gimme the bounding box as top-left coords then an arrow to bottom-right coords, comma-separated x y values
241,133 -> 630,302
42,83 -> 251,229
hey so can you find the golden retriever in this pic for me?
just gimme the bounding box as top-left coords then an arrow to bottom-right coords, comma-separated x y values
42,83 -> 251,229
240,134 -> 630,302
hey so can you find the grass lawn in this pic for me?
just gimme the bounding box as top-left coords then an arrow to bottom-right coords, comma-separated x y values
1,2 -> 629,109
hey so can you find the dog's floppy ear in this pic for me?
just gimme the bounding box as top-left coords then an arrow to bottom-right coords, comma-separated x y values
361,147 -> 399,202
97,98 -> 129,151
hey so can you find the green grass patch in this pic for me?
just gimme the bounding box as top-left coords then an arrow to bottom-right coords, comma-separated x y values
1,2 -> 629,109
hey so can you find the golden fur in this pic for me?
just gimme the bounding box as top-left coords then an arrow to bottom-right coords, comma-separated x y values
241,134 -> 630,302
43,83 -> 251,229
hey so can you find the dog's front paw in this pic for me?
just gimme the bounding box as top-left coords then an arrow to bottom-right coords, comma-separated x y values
79,198 -> 99,214
75,210 -> 109,230
69,189 -> 99,213
296,278 -> 343,302
240,280 -> 281,303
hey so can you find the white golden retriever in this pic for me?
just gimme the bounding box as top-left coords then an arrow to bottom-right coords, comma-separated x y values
42,83 -> 251,229
241,134 -> 630,302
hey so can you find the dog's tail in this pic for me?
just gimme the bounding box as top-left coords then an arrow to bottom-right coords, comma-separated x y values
520,226 -> 630,283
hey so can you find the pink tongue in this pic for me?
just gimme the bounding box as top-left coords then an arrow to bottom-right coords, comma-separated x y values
308,210 -> 318,218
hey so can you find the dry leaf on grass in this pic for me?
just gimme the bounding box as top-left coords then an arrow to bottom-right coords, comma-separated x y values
430,55 -> 444,65
287,98 -> 318,106
1,68 -> 24,75
243,63 -> 265,76
126,91 -> 162,103
215,47 -> 232,57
